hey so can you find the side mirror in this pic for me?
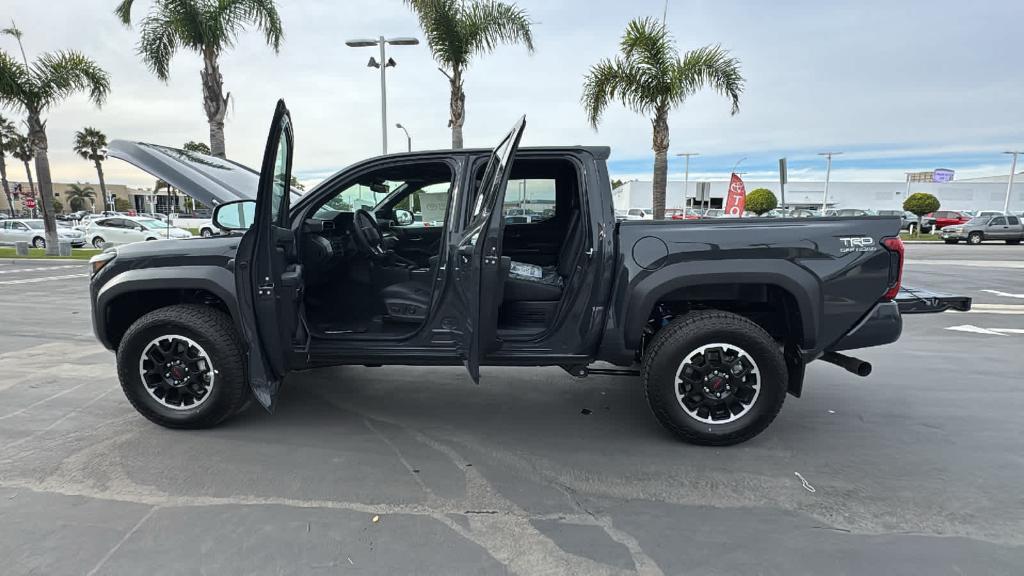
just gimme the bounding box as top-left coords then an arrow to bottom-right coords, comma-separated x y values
394,209 -> 414,226
213,200 -> 256,232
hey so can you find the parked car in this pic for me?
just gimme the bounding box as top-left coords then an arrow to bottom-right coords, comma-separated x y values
0,218 -> 85,247
665,208 -> 700,220
922,211 -> 971,231
834,208 -> 870,217
93,103 -> 970,446
702,208 -> 725,218
973,210 -> 1006,218
622,207 -> 651,220
941,215 -> 1024,245
81,215 -> 193,247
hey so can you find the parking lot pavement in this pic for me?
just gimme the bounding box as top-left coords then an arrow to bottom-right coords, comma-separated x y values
1,249 -> 1023,575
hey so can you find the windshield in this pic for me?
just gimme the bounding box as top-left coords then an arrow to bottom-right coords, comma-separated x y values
136,218 -> 172,230
966,217 -> 991,225
313,182 -> 395,219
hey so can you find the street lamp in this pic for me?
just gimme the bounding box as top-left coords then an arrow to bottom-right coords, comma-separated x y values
396,123 -> 412,152
818,151 -> 842,212
675,152 -> 699,212
1003,151 -> 1022,213
345,36 -> 419,155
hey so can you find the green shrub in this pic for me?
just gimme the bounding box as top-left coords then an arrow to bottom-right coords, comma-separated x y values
745,188 -> 778,215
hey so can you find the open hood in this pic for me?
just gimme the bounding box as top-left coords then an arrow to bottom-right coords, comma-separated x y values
108,140 -> 262,207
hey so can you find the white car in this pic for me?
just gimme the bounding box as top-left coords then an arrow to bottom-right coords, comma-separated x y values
0,218 -> 85,248
623,208 -> 652,220
82,216 -> 193,248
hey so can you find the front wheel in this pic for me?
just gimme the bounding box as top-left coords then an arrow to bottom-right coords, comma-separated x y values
201,228 -> 214,238
642,310 -> 788,446
968,232 -> 984,245
116,304 -> 250,429
32,236 -> 45,248
92,236 -> 106,248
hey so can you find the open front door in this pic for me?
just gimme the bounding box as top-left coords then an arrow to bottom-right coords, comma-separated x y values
235,100 -> 304,411
454,116 -> 526,382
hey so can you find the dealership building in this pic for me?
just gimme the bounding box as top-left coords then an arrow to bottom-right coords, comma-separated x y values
612,170 -> 1024,213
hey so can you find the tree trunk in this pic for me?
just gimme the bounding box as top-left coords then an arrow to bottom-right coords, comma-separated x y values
27,113 -> 58,254
201,49 -> 228,159
94,157 -> 109,212
650,108 -> 670,220
0,154 -> 13,217
22,160 -> 35,215
448,67 -> 465,149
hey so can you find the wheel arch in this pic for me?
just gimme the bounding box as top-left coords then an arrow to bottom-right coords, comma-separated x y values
94,266 -> 241,350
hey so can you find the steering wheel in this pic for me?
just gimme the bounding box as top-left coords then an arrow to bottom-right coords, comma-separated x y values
351,209 -> 387,258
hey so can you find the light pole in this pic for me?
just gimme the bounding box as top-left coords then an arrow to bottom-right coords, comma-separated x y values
1003,151 -> 1022,213
818,151 -> 842,213
345,36 -> 419,155
676,152 -> 698,212
396,123 -> 412,152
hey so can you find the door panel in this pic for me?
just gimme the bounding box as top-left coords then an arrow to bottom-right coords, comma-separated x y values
452,116 -> 526,382
389,225 -> 444,267
234,100 -> 304,411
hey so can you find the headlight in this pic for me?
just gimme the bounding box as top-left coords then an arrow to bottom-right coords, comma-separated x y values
89,250 -> 116,276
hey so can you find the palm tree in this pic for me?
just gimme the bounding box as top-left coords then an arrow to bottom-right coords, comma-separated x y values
72,126 -> 109,210
116,0 -> 284,159
9,132 -> 35,217
64,182 -> 96,212
0,32 -> 110,252
182,140 -> 211,155
404,0 -> 534,149
0,114 -> 16,216
582,18 -> 743,220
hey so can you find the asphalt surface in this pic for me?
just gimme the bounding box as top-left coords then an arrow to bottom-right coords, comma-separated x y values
1,244 -> 1022,575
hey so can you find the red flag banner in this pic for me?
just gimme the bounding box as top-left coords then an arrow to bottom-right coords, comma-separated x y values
725,172 -> 747,217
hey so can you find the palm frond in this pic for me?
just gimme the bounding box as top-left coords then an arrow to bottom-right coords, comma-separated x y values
218,0 -> 284,52
114,0 -> 135,25
405,0 -> 466,68
620,17 -> 676,72
73,126 -> 108,161
462,0 -> 534,58
138,9 -> 182,80
0,50 -> 32,114
31,51 -> 111,111
674,45 -> 744,114
581,56 -> 656,127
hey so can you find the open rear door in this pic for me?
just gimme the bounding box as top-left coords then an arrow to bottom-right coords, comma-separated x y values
234,100 -> 305,410
454,116 -> 526,382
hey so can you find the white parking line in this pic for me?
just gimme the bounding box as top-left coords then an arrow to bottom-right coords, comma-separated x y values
981,289 -> 1024,299
905,259 -> 1024,269
946,325 -> 1024,336
0,265 -> 85,275
0,273 -> 89,285
956,303 -> 1024,315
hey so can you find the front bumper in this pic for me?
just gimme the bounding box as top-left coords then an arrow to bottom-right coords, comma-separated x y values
940,229 -> 966,240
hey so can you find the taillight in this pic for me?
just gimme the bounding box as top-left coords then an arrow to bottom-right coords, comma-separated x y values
880,236 -> 904,301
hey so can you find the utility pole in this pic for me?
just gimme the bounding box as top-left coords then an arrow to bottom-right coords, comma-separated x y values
345,36 -> 419,155
1004,151 -> 1022,213
818,152 -> 842,213
675,152 -> 698,212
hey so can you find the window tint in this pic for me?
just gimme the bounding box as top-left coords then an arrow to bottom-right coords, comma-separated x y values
991,217 -> 1006,226
1008,216 -> 1020,225
13,222 -> 28,231
503,178 -> 556,225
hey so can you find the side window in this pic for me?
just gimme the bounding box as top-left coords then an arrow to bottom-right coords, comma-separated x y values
503,178 -> 556,225
270,124 -> 290,226
13,222 -> 29,231
1008,216 -> 1020,225
393,182 -> 451,227
95,219 -> 111,227
990,217 -> 1006,226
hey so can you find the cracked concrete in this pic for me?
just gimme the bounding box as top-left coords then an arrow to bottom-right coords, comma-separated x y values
1,255 -> 1023,575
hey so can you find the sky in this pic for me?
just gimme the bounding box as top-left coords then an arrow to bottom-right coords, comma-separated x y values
3,0 -> 1023,190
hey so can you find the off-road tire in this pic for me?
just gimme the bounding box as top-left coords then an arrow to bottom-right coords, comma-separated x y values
642,310 -> 788,446
117,304 -> 249,429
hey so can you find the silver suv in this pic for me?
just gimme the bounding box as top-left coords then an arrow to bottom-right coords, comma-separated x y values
941,215 -> 1024,245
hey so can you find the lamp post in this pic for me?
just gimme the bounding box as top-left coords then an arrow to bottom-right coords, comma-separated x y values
818,151 -> 842,213
345,36 -> 419,155
675,152 -> 698,213
396,123 -> 412,152
1004,151 -> 1022,213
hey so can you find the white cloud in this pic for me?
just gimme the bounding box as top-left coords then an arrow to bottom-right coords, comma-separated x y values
3,0 -> 1022,189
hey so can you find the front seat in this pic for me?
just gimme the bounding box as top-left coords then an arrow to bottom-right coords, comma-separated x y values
380,281 -> 432,323
502,212 -> 582,302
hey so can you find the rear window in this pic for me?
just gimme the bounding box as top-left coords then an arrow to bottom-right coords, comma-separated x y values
1008,216 -> 1020,225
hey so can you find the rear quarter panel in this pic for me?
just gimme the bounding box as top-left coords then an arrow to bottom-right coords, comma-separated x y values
601,217 -> 902,361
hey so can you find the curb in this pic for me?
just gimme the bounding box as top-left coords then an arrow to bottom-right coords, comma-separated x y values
1,258 -> 90,264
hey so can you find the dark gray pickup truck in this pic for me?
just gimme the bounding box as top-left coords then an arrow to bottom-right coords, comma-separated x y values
90,101 -> 970,445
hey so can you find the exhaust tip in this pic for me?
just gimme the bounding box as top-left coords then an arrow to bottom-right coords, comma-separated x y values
821,351 -> 872,377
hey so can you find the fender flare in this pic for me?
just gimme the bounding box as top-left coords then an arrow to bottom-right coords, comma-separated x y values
623,259 -> 821,350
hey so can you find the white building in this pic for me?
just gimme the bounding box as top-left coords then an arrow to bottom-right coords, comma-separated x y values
612,173 -> 1024,213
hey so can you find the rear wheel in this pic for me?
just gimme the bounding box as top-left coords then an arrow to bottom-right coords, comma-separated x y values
116,304 -> 249,429
92,236 -> 106,248
968,232 -> 984,245
642,310 -> 788,446
201,227 -> 214,238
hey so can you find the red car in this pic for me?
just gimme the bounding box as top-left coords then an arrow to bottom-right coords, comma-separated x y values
924,211 -> 971,230
665,208 -> 701,220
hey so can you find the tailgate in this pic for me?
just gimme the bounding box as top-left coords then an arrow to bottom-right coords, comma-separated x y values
896,285 -> 972,314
